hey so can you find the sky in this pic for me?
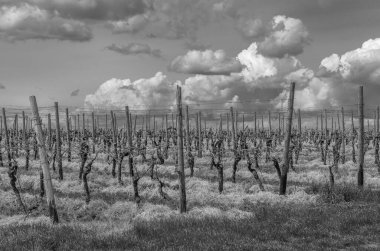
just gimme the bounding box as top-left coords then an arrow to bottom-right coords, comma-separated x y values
1,0 -> 380,112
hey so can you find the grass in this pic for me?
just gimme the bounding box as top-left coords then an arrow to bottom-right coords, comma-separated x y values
0,203 -> 379,250
1,142 -> 380,250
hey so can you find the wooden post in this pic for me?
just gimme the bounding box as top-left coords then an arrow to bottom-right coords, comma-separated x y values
65,108 -> 71,162
185,106 -> 191,155
22,111 -> 29,169
320,113 -> 324,133
242,113 -> 245,131
176,86 -> 186,213
227,113 -> 230,135
268,111 -> 272,134
165,113 -> 169,150
91,112 -> 96,153
195,113 -> 199,151
126,106 -> 139,201
134,114 -> 137,132
198,111 -> 202,158
29,96 -> 59,223
47,113 -> 52,150
77,114 -> 80,136
324,110 -> 328,136
377,106 -> 379,134
341,107 -> 346,164
235,110 -> 238,135
358,86 -> 364,187
337,111 -> 341,132
230,107 -> 235,148
105,114 -> 108,130
2,108 -> 11,167
82,113 -> 85,135
279,82 -> 295,195
54,102 -> 63,180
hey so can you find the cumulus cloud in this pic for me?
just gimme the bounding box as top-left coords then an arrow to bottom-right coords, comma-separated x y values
169,49 -> 242,75
237,43 -> 301,86
70,89 -> 80,96
272,38 -> 380,109
272,71 -> 335,110
84,72 -> 176,110
0,3 -> 92,42
182,74 -> 241,103
258,15 -> 310,58
317,38 -> 380,106
106,43 -> 162,58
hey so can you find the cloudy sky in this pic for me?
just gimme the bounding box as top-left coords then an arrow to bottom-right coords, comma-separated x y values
1,0 -> 380,111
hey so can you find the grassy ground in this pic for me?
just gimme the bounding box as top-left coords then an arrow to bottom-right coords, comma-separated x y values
0,142 -> 380,250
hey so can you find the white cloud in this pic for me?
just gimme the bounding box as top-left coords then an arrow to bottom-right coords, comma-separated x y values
318,38 -> 380,106
0,3 -> 92,41
237,43 -> 301,86
182,74 -> 241,104
169,49 -> 242,75
258,15 -> 310,58
273,76 -> 334,110
320,53 -> 340,72
237,43 -> 278,81
84,72 -> 176,110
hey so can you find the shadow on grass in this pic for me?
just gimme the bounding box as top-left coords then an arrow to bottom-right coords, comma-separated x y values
1,203 -> 379,250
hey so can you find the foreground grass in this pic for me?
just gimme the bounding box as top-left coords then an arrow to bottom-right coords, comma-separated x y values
1,201 -> 379,251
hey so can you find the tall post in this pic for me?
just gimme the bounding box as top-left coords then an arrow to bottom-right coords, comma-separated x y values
230,107 -> 235,149
29,96 -> 59,223
126,106 -> 139,201
235,111 -> 238,135
324,109 -> 328,136
82,113 -> 85,136
65,108 -> 71,162
341,107 -> 346,164
185,106 -> 190,155
22,111 -> 29,169
321,113 -> 324,133
47,113 -> 52,150
268,111 -> 272,135
242,113 -> 245,131
377,106 -> 379,134
2,108 -> 11,167
176,86 -> 186,213
337,111 -> 341,131
279,82 -> 295,195
227,113 -> 230,136
77,114 -> 80,136
55,102 -> 63,180
358,86 -> 364,187
91,112 -> 96,153
198,111 -> 202,158
105,114 -> 108,130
